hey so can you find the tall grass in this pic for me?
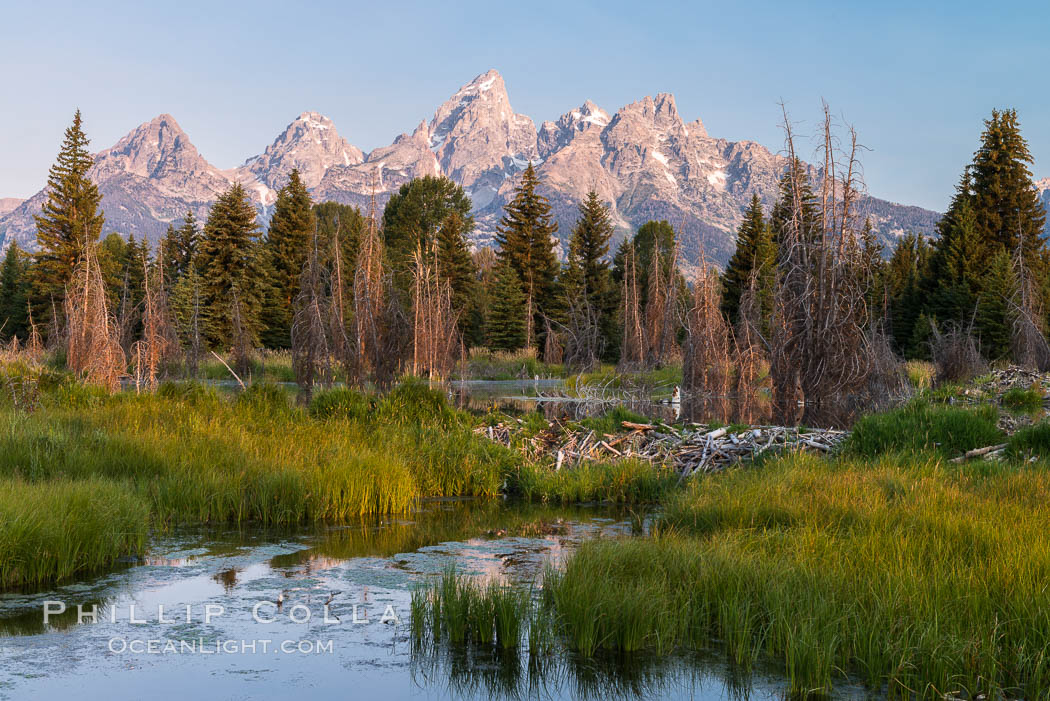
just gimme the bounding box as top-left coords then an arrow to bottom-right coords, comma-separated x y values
546,453 -> 1050,697
0,477 -> 148,589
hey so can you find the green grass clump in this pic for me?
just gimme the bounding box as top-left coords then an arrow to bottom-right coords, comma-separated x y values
846,399 -> 1002,458
412,567 -> 529,649
547,452 -> 1050,697
0,477 -> 148,589
1007,422 -> 1050,461
1002,386 -> 1045,411
508,459 -> 676,504
904,360 -> 935,390
308,387 -> 374,421
578,406 -> 651,436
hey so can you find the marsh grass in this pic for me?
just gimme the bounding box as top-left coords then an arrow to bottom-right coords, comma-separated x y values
1007,422 -> 1050,460
0,375 -> 528,586
545,453 -> 1050,697
0,477 -> 148,589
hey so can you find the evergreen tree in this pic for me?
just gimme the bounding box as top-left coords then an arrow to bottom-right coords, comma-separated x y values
564,191 -> 617,355
160,210 -> 200,283
612,220 -> 677,309
314,201 -> 365,278
382,175 -> 474,291
885,233 -> 933,356
434,210 -> 478,315
32,110 -> 105,324
0,243 -> 29,342
196,184 -> 266,347
262,169 -> 315,348
974,249 -> 1016,360
769,158 -> 820,250
721,194 -> 775,328
495,163 -> 559,349
970,110 -> 1046,263
486,261 -> 527,351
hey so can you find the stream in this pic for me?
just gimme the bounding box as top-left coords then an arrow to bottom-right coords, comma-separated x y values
0,500 -> 872,700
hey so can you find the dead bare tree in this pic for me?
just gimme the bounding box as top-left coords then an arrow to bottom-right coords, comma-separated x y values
328,215 -> 357,385
131,256 -> 180,391
733,278 -> 766,409
682,248 -> 731,395
644,239 -> 680,367
292,228 -> 333,395
64,244 -> 125,391
618,243 -> 645,370
354,171 -> 386,383
930,318 -> 987,384
769,103 -> 894,406
411,244 -> 460,379
1009,234 -> 1050,370
229,287 -> 253,380
25,302 -> 43,362
558,295 -> 604,372
542,317 -> 564,366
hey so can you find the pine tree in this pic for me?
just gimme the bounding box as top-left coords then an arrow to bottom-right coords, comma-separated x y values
32,110 -> 105,325
975,249 -> 1016,360
495,163 -> 559,349
262,169 -> 315,348
970,110 -> 1047,263
769,158 -> 820,250
382,175 -> 474,291
885,233 -> 933,356
721,194 -> 775,328
435,209 -> 478,313
196,184 -> 265,348
314,202 -> 365,281
159,210 -> 200,283
486,261 -> 527,352
565,191 -> 617,353
0,243 -> 28,342
612,220 -> 677,309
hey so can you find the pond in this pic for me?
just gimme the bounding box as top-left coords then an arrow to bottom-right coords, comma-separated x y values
0,500 -> 870,700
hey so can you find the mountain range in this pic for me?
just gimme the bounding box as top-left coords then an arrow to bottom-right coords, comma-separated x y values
0,69 -> 948,265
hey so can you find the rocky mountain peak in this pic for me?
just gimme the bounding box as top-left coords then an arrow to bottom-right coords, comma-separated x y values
91,113 -> 199,181
538,100 -> 610,157
427,69 -> 537,190
241,111 -> 363,191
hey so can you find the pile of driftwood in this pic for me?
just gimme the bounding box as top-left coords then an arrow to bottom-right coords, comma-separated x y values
477,418 -> 850,479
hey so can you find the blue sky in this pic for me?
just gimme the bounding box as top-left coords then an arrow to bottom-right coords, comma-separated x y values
0,0 -> 1047,211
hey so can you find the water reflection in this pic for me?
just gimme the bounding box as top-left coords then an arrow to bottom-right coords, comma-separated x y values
455,384 -> 873,430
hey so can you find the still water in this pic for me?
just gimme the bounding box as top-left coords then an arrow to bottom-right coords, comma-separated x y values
0,501 -> 871,700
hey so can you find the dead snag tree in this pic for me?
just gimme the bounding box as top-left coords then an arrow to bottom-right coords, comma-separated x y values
769,103 -> 892,406
132,257 -> 180,391
1010,235 -> 1050,370
644,239 -> 680,367
354,174 -> 387,383
65,244 -> 125,391
618,243 -> 646,370
682,247 -> 731,395
292,229 -> 333,395
411,245 -> 460,380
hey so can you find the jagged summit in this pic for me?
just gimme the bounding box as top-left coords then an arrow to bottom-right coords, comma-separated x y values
0,71 -> 940,262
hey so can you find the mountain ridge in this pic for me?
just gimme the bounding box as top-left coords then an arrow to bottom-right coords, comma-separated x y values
0,69 -> 943,264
